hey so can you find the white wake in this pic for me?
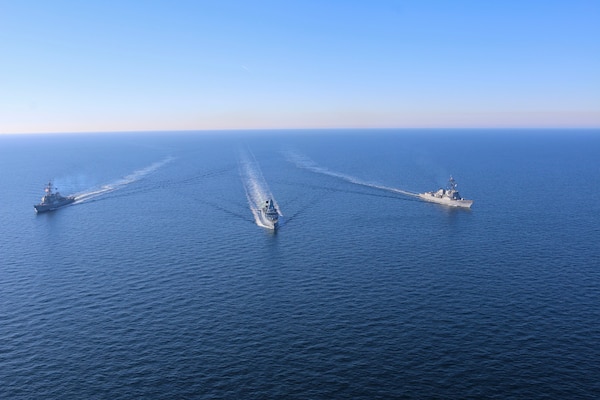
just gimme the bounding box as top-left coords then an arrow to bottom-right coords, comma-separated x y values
73,157 -> 173,203
239,149 -> 282,229
284,150 -> 419,198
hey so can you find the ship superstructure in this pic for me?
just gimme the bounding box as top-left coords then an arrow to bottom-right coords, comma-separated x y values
418,176 -> 473,208
260,199 -> 279,229
34,181 -> 75,213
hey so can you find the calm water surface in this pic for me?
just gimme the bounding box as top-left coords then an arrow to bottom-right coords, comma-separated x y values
1,130 -> 599,399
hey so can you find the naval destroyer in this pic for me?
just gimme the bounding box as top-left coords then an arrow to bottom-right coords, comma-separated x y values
260,199 -> 279,229
34,181 -> 75,213
418,176 -> 473,208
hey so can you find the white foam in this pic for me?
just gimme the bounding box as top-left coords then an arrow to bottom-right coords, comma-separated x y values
284,150 -> 419,198
73,156 -> 173,203
239,149 -> 281,228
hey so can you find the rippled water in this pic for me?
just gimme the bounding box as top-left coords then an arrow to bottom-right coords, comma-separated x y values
1,130 -> 599,399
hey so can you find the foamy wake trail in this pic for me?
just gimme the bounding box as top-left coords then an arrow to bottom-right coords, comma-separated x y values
239,149 -> 282,228
284,150 -> 419,198
73,157 -> 173,203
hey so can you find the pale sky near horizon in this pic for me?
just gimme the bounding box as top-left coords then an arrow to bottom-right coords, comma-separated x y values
1,0 -> 599,134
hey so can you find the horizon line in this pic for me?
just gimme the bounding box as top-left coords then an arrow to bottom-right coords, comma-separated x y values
2,126 -> 600,136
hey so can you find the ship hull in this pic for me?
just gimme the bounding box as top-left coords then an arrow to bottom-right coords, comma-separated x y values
418,193 -> 473,208
258,211 -> 279,230
34,198 -> 75,213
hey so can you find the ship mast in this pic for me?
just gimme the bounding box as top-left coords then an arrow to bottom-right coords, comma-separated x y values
447,176 -> 457,191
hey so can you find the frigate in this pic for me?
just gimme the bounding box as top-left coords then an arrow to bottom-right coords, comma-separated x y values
34,181 -> 75,213
418,176 -> 473,208
260,199 -> 279,229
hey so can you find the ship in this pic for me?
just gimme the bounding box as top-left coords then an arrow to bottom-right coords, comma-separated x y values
34,181 -> 75,213
418,176 -> 473,208
260,199 -> 279,229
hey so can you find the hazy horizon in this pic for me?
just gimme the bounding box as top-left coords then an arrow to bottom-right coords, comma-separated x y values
2,1 -> 599,134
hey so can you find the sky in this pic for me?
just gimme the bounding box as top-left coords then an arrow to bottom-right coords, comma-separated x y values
1,0 -> 599,134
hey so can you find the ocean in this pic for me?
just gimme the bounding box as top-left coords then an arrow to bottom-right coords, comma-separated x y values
1,129 -> 599,399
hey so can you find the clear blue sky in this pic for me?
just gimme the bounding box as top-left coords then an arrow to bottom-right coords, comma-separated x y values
1,0 -> 599,134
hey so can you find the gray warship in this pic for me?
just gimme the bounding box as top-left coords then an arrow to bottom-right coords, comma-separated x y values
34,181 -> 75,213
260,199 -> 279,229
418,176 -> 473,208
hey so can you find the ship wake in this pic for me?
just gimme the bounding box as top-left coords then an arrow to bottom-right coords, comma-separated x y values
73,157 -> 173,204
284,151 -> 419,199
238,148 -> 282,229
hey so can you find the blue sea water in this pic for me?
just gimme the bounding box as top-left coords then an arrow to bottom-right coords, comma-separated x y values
1,129 -> 599,399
